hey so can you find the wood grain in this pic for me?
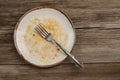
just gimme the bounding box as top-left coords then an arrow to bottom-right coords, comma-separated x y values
0,63 -> 120,80
1,0 -> 120,29
0,0 -> 120,80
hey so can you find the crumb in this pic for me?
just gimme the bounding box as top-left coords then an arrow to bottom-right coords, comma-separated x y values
57,48 -> 60,51
41,56 -> 46,60
54,53 -> 58,57
33,34 -> 35,36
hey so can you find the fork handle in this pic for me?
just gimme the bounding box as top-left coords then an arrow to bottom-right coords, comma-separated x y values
52,40 -> 84,68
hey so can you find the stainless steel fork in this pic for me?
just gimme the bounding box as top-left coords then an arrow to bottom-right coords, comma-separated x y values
34,24 -> 84,68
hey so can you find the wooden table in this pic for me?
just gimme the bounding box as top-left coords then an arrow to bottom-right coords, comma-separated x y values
0,0 -> 120,80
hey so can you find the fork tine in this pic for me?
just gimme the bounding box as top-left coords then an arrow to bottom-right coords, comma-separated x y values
38,24 -> 49,35
37,25 -> 47,36
35,25 -> 46,38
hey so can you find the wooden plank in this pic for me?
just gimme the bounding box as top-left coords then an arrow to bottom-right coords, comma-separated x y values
0,0 -> 120,28
0,29 -> 120,64
74,29 -> 120,63
1,9 -> 120,29
0,63 -> 120,80
0,0 -> 120,9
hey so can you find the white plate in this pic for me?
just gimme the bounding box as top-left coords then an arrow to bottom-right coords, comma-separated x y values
14,7 -> 75,68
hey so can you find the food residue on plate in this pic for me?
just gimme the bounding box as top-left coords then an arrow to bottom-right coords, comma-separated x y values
23,17 -> 67,64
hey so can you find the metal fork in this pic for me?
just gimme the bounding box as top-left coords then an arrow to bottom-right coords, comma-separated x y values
34,24 -> 84,68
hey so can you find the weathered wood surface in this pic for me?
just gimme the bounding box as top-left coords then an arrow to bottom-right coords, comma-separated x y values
0,0 -> 120,80
0,63 -> 120,80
